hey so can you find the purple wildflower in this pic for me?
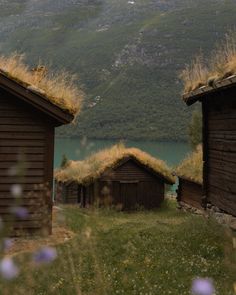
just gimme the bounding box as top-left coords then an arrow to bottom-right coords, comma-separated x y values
0,257 -> 19,280
3,239 -> 13,251
10,184 -> 22,197
33,247 -> 57,264
191,278 -> 215,295
10,206 -> 29,219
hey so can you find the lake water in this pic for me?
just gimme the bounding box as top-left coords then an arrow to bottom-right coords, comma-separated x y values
54,138 -> 190,168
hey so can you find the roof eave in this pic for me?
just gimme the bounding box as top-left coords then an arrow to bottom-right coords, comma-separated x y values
183,75 -> 236,106
55,155 -> 176,186
0,72 -> 74,125
177,175 -> 203,186
111,155 -> 175,185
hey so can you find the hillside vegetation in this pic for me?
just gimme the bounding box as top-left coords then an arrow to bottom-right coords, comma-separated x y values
0,0 -> 236,140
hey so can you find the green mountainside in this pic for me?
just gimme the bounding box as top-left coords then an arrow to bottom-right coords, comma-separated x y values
0,0 -> 236,140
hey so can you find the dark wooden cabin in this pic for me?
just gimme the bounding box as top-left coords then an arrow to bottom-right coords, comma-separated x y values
183,76 -> 236,216
176,146 -> 204,210
0,71 -> 75,235
56,181 -> 83,205
177,177 -> 203,210
55,146 -> 175,210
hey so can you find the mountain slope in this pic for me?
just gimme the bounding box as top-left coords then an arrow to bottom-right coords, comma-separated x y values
0,0 -> 236,140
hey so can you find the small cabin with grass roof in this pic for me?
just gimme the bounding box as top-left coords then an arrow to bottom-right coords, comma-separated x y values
183,75 -> 236,216
176,145 -> 204,210
0,54 -> 82,235
55,144 -> 175,210
181,32 -> 236,216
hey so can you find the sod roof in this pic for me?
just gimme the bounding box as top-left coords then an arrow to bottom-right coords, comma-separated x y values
183,75 -> 236,106
176,145 -> 203,185
180,32 -> 236,105
0,54 -> 83,116
55,144 -> 175,185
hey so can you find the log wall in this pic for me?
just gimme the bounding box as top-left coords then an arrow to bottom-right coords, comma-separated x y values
86,159 -> 165,210
65,182 -> 80,204
58,159 -> 167,210
204,91 -> 236,216
177,177 -> 203,210
0,88 -> 54,235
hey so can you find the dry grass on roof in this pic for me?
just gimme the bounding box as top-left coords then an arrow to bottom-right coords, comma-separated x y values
55,143 -> 175,184
180,31 -> 236,95
176,145 -> 203,184
0,53 -> 83,116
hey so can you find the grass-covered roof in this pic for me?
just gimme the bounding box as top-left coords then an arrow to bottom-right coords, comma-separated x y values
176,145 -> 203,185
180,31 -> 236,102
55,143 -> 175,185
0,54 -> 83,116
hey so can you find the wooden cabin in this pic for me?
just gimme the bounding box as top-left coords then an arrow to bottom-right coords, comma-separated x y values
176,146 -> 204,210
55,144 -> 175,210
56,181 -> 83,205
183,76 -> 236,216
0,65 -> 78,235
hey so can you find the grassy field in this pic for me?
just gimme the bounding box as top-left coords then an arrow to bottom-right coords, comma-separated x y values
0,200 -> 235,294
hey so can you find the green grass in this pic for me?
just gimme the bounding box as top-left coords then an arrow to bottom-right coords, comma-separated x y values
0,200 -> 235,294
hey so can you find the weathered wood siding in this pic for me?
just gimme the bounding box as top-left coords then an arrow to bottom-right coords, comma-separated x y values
204,91 -> 236,216
65,182 -> 80,204
177,177 -> 203,210
89,159 -> 165,210
59,159 -> 166,210
101,159 -> 159,181
0,88 -> 54,235
55,181 -> 65,203
97,180 -> 164,210
55,181 -> 83,205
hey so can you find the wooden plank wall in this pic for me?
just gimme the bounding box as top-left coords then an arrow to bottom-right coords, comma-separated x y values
67,160 -> 165,209
177,178 -> 203,210
206,92 -> 236,216
97,180 -> 164,210
54,181 -> 66,203
0,89 -> 54,235
98,159 -> 164,209
100,159 -> 159,182
65,182 -> 80,204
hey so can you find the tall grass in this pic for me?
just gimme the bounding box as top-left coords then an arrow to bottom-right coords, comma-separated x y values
176,144 -> 203,184
1,205 -> 234,294
180,54 -> 208,93
180,31 -> 236,94
0,53 -> 83,115
210,31 -> 236,80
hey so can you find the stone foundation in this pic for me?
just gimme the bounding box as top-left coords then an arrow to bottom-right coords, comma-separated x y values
177,201 -> 236,231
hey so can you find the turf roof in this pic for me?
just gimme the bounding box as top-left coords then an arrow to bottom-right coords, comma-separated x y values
0,54 -> 83,116
183,75 -> 236,105
176,145 -> 203,185
180,32 -> 236,105
55,143 -> 175,185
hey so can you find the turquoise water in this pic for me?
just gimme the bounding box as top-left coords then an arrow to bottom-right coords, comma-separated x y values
54,138 -> 190,168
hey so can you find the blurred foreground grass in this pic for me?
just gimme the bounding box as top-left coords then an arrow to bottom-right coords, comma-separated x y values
0,200 -> 235,295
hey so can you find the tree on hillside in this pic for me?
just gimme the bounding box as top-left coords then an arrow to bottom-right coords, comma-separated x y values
188,109 -> 202,148
60,154 -> 69,168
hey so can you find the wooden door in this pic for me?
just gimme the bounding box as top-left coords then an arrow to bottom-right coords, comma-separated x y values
120,182 -> 138,210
